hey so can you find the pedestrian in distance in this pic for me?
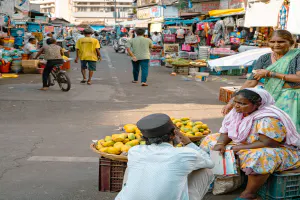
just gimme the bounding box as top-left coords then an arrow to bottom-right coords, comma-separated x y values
126,28 -> 153,86
35,38 -> 64,91
75,28 -> 101,85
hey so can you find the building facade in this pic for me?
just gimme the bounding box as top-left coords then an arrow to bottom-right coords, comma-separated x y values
71,0 -> 134,25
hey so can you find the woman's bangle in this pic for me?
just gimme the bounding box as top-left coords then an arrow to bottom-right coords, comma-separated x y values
271,72 -> 276,78
215,142 -> 225,146
282,75 -> 286,81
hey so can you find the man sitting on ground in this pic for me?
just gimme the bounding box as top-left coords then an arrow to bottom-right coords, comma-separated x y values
116,113 -> 214,200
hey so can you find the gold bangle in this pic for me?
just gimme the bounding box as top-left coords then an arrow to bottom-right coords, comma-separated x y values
215,142 -> 225,146
282,75 -> 286,81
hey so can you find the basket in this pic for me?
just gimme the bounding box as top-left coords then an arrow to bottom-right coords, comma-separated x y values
90,143 -> 128,162
258,173 -> 300,199
189,135 -> 205,142
98,157 -> 127,192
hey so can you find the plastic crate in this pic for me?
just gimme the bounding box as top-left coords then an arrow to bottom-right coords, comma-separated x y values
98,157 -> 127,192
258,173 -> 300,200
227,69 -> 244,76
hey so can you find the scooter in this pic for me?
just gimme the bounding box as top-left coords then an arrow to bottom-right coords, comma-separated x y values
114,37 -> 128,53
65,36 -> 75,52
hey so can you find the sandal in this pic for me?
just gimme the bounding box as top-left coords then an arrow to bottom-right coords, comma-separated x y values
80,79 -> 86,83
141,83 -> 148,86
39,87 -> 48,91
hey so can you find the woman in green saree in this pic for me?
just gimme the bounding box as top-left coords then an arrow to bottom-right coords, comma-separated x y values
222,30 -> 300,132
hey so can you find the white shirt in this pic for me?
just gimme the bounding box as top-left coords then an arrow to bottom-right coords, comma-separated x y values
23,43 -> 37,59
115,142 -> 214,200
152,34 -> 162,43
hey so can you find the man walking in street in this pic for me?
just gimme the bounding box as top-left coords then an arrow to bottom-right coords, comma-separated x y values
75,29 -> 101,85
126,28 -> 153,86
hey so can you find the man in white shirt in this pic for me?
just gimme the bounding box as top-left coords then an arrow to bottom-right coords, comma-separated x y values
116,113 -> 214,200
23,37 -> 37,59
43,32 -> 53,47
151,31 -> 162,44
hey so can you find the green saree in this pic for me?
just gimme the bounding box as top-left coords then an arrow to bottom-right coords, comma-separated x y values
264,49 -> 300,132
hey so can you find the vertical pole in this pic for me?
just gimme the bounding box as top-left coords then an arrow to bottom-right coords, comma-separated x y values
114,0 -> 117,25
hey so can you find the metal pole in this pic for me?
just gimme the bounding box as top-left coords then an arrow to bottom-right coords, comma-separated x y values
114,0 -> 117,25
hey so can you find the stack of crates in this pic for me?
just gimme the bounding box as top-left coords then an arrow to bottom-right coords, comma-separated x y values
258,173 -> 300,199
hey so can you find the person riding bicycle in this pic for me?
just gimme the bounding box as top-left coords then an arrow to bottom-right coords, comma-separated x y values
35,38 -> 64,91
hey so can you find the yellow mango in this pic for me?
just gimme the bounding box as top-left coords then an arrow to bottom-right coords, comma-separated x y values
123,138 -> 130,144
203,131 -> 210,135
201,124 -> 208,130
195,121 -> 203,125
105,136 -> 112,142
121,145 -> 131,152
140,141 -> 146,145
128,133 -> 136,140
112,134 -> 126,142
96,143 -> 103,150
114,142 -> 124,150
195,132 -> 203,137
192,127 -> 199,133
102,141 -> 115,147
176,143 -> 183,147
100,147 -> 108,153
181,117 -> 190,121
107,147 -> 121,155
124,124 -> 137,133
126,139 -> 139,147
186,133 -> 195,137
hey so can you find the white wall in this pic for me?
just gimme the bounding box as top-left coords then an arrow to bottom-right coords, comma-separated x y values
55,0 -> 71,22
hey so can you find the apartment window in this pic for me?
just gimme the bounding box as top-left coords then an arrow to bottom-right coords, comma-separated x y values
77,7 -> 87,12
106,2 -> 114,5
77,2 -> 88,5
91,7 -> 102,12
90,2 -> 101,5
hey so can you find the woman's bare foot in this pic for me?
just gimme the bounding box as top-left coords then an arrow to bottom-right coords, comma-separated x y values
87,80 -> 92,85
39,87 -> 49,91
141,83 -> 148,86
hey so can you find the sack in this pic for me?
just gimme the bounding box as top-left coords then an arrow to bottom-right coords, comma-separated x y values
164,34 -> 176,43
212,174 -> 243,195
181,44 -> 191,52
185,34 -> 198,44
223,17 -> 235,27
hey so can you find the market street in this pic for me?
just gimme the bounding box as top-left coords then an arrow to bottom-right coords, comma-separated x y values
0,47 -> 244,200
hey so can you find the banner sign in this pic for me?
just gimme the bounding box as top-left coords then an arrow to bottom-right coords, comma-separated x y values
35,16 -> 49,24
44,26 -> 54,33
137,6 -> 163,19
150,6 -> 162,18
15,0 -> 30,12
184,1 -> 220,14
137,8 -> 151,19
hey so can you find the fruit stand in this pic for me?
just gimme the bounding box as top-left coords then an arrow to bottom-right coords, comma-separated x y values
90,118 -> 212,192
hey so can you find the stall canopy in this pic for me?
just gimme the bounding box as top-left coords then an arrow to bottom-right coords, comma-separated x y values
90,25 -> 105,31
209,8 -> 245,17
164,18 -> 199,25
244,0 -> 284,27
208,48 -> 272,71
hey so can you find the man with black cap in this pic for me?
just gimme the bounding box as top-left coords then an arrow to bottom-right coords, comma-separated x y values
116,113 -> 214,200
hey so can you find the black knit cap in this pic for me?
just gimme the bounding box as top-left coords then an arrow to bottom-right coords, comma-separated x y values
137,113 -> 175,138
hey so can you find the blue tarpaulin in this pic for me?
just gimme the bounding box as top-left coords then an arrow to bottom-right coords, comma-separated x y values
27,22 -> 42,32
164,18 -> 199,25
90,25 -> 105,31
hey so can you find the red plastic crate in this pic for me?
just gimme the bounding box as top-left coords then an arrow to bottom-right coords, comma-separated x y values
98,157 -> 127,192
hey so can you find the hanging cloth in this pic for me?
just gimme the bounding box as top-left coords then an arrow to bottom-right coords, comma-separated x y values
278,4 -> 289,30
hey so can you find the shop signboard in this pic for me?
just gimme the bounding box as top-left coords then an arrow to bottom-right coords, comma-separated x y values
150,6 -> 162,18
15,0 -> 30,12
137,0 -> 159,7
137,8 -> 151,19
35,16 -> 49,24
0,0 -> 15,16
184,1 -> 220,14
229,0 -> 245,9
44,26 -> 54,33
164,6 -> 179,19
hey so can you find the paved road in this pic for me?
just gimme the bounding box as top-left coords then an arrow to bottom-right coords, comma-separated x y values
0,47 -> 244,200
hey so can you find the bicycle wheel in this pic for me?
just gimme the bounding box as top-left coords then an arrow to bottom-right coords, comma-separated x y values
57,72 -> 71,92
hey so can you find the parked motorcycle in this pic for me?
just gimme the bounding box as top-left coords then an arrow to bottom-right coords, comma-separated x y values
113,37 -> 128,53
65,36 -> 75,52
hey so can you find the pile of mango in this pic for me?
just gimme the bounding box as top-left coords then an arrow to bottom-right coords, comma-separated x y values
95,124 -> 145,155
171,117 -> 211,137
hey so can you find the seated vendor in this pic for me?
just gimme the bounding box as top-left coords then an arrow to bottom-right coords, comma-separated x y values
23,37 -> 37,59
201,88 -> 300,200
116,113 -> 214,200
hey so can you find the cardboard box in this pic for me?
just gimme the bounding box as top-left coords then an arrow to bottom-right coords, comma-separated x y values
22,60 -> 40,68
219,86 -> 241,103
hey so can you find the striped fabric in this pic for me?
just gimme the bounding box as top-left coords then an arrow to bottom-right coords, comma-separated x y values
278,4 -> 289,30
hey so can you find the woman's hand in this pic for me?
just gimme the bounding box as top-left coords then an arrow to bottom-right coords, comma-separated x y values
253,69 -> 270,80
231,145 -> 243,153
213,144 -> 226,154
221,103 -> 234,116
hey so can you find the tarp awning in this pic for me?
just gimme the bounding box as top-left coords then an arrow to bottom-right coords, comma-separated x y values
90,25 -> 105,31
209,8 -> 245,17
164,18 -> 199,25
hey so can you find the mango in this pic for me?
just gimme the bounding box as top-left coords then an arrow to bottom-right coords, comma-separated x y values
192,127 -> 199,133
183,128 -> 192,133
173,119 -> 181,124
121,145 -> 131,152
123,138 -> 130,144
201,124 -> 208,130
181,117 -> 190,121
124,124 -> 137,133
135,133 -> 142,139
182,121 -> 189,125
180,126 -> 186,132
114,142 -> 124,150
175,122 -> 182,127
199,129 -> 205,132
105,136 -> 112,142
102,141 -> 115,147
194,125 -> 202,129
96,143 -> 103,150
176,143 -> 183,147
140,141 -> 146,145
126,139 -> 139,147
187,122 -> 194,127
195,121 -> 203,125
203,130 -> 210,135
100,147 -> 108,153
107,147 -> 121,155
185,125 -> 192,129
186,131 -> 193,135
128,133 -> 136,140
195,132 -> 203,137
135,129 -> 141,135
207,129 -> 211,133
186,133 -> 195,137
112,134 -> 126,142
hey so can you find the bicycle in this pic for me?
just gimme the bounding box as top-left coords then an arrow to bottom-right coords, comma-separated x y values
47,64 -> 71,92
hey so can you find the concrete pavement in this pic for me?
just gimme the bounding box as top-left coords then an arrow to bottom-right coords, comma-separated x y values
0,47 -> 244,200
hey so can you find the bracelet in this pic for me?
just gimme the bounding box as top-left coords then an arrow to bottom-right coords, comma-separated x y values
282,75 -> 286,81
215,142 -> 225,146
271,72 -> 276,78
